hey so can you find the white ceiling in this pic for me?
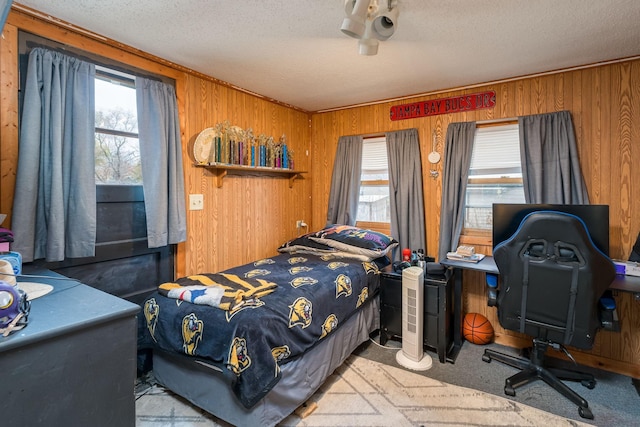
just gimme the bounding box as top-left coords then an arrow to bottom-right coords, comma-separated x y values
14,0 -> 640,112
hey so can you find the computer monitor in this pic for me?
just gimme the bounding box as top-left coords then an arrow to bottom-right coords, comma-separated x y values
492,203 -> 610,255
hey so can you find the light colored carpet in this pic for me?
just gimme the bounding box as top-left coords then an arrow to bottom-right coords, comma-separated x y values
135,355 -> 590,427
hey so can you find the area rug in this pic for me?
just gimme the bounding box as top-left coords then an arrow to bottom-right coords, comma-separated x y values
135,355 -> 590,426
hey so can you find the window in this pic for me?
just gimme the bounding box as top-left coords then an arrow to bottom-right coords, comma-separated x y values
16,32 -> 175,291
464,124 -> 525,232
357,137 -> 391,233
18,33 -> 167,186
94,67 -> 141,184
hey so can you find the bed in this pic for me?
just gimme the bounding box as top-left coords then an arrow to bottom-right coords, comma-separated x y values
138,225 -> 397,426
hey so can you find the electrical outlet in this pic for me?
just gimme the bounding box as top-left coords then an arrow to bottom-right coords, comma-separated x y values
296,220 -> 303,228
189,194 -> 204,210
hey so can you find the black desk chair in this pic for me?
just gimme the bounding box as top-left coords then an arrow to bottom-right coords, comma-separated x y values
629,231 -> 640,262
483,211 -> 616,420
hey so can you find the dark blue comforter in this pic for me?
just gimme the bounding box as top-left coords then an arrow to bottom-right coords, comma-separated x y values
139,253 -> 381,408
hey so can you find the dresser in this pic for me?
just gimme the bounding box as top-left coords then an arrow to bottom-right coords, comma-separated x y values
0,267 -> 140,426
379,266 -> 461,363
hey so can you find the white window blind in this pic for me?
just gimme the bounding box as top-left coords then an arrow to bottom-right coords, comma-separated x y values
358,136 -> 390,223
361,137 -> 388,180
470,124 -> 521,177
464,123 -> 524,230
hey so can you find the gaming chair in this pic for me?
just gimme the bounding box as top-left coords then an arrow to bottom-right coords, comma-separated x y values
484,211 -> 616,420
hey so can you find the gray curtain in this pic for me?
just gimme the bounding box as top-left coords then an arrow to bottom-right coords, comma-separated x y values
386,128 -> 426,261
137,77 -> 187,247
0,1 -> 12,32
12,48 -> 96,262
437,122 -> 476,262
519,111 -> 589,204
326,135 -> 363,226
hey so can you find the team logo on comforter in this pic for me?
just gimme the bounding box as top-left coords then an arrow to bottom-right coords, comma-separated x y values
288,296 -> 312,328
245,269 -> 271,278
289,266 -> 312,275
143,298 -> 159,342
254,258 -> 275,266
290,276 -> 318,288
228,337 -> 251,375
271,345 -> 291,363
362,261 -> 379,274
328,261 -> 349,270
357,287 -> 369,308
335,274 -> 352,298
320,314 -> 338,339
182,313 -> 204,355
288,257 -> 307,264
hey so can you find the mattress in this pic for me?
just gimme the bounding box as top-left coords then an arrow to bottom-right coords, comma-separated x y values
152,295 -> 379,427
140,252 -> 381,407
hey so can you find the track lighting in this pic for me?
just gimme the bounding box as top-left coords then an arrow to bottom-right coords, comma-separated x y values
341,0 -> 399,55
341,0 -> 371,39
358,19 -> 378,55
371,0 -> 398,41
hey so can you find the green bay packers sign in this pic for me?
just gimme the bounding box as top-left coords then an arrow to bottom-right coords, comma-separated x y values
390,90 -> 496,121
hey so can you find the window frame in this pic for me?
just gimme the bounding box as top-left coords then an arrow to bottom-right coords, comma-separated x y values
356,136 -> 391,234
17,31 -> 175,300
18,31 -> 174,186
461,122 -> 524,237
94,66 -> 142,185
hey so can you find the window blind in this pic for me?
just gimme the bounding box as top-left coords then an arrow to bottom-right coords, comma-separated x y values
470,124 -> 521,177
361,137 -> 388,180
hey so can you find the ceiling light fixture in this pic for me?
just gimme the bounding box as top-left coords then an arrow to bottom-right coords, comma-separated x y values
341,0 -> 371,39
371,0 -> 399,41
358,19 -> 379,55
341,0 -> 399,56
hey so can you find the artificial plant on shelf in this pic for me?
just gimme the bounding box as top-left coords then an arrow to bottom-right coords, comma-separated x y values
213,121 -> 224,163
279,134 -> 289,169
266,136 -> 275,167
246,127 -> 256,166
257,133 -> 268,167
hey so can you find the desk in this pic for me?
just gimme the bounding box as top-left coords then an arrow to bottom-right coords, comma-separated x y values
441,255 -> 640,297
0,267 -> 140,426
439,258 -> 494,358
610,272 -> 640,296
441,256 -> 498,275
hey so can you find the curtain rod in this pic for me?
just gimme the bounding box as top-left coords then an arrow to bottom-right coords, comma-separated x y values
363,133 -> 386,139
475,117 -> 518,127
359,120 -> 515,137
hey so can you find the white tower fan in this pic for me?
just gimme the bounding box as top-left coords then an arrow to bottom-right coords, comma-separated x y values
396,266 -> 433,370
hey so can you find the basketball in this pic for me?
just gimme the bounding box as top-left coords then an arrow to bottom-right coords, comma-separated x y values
463,313 -> 494,345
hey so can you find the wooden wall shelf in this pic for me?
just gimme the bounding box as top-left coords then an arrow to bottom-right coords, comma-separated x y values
195,163 -> 305,188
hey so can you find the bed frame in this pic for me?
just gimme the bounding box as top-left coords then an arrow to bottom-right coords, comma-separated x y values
152,296 -> 379,427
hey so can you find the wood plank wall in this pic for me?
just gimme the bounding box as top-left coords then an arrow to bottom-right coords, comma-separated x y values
1,6 -> 639,378
0,8 -> 312,280
182,74 -> 311,274
310,61 -> 640,377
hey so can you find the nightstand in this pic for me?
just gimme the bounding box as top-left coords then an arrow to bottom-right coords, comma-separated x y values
379,266 -> 460,363
0,267 -> 140,426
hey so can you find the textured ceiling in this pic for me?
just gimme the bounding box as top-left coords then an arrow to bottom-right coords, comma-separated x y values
14,0 -> 640,112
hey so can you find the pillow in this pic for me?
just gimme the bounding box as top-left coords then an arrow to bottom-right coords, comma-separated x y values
277,233 -> 336,255
316,251 -> 375,262
310,224 -> 398,258
317,251 -> 393,264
